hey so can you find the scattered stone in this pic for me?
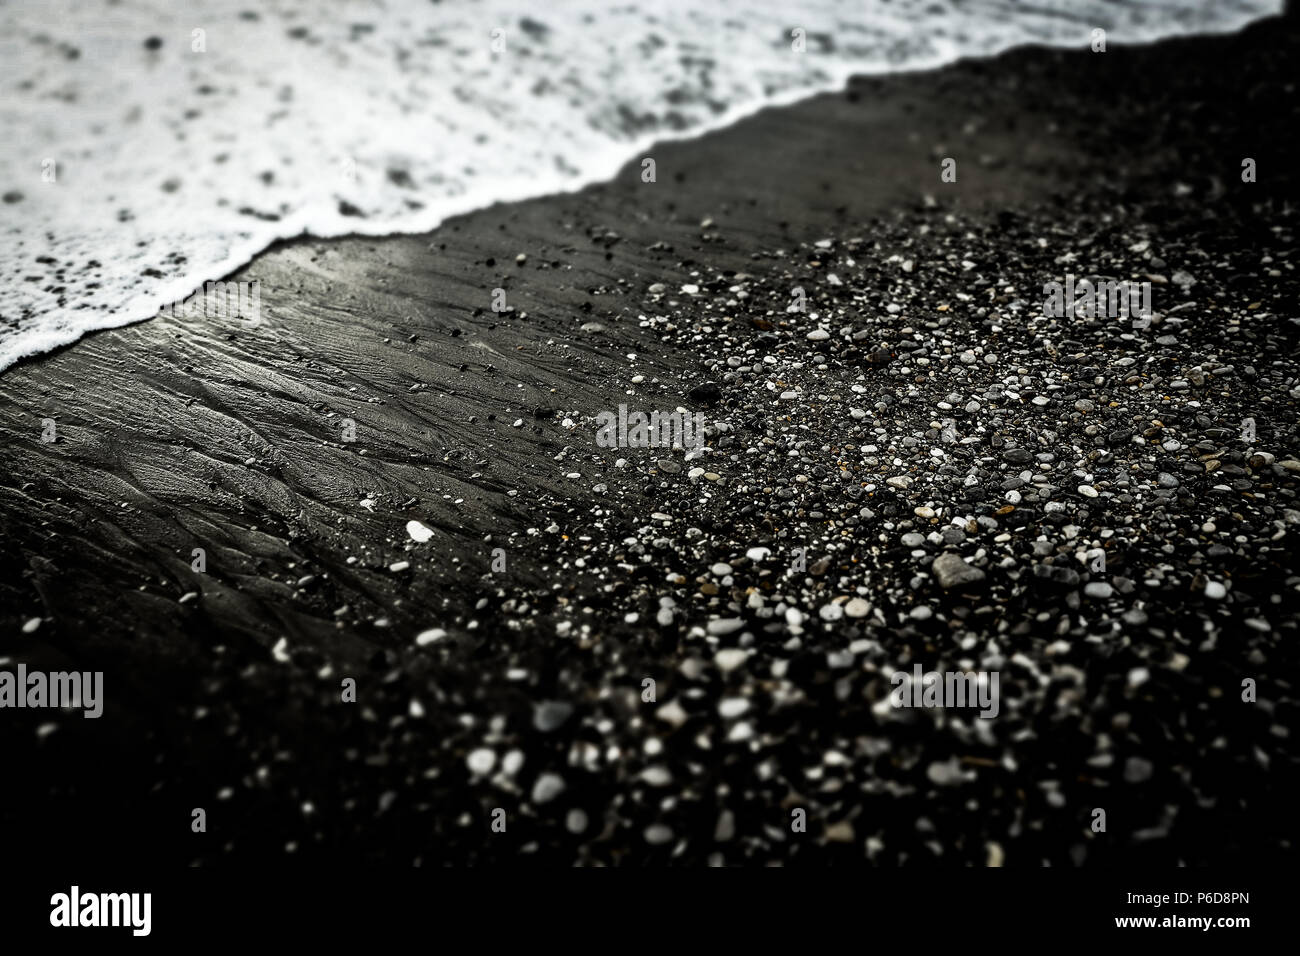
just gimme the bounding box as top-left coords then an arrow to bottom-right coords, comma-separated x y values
844,597 -> 871,618
931,552 -> 986,589
406,520 -> 434,542
467,749 -> 496,775
533,701 -> 574,732
1124,757 -> 1154,784
531,773 -> 566,804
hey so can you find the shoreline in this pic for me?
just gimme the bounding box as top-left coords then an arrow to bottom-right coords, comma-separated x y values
2,16 -> 1298,865
4,7 -> 1286,375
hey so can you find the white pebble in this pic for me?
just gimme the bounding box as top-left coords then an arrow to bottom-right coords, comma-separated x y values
718,697 -> 750,718
714,648 -> 748,672
531,773 -> 566,804
467,748 -> 495,775
406,520 -> 434,543
845,597 -> 871,618
416,628 -> 446,646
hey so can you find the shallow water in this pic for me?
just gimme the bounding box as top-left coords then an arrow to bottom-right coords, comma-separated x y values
0,0 -> 1281,370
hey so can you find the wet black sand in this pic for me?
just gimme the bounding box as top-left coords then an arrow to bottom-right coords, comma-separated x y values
1,15 -> 1298,865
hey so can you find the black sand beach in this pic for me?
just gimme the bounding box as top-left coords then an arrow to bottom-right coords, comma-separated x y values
2,16 -> 1298,866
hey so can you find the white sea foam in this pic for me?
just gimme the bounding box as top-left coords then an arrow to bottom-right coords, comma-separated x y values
0,0 -> 1281,370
